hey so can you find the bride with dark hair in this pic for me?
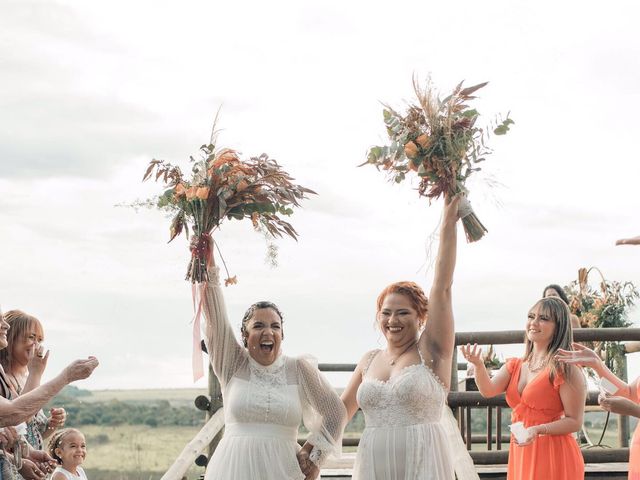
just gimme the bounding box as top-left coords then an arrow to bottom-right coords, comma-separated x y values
201,267 -> 346,480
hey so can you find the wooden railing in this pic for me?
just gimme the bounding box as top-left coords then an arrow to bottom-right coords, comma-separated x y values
163,328 -> 640,479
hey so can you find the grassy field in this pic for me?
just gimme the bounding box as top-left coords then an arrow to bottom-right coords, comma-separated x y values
81,424 -> 205,480
86,388 -> 207,407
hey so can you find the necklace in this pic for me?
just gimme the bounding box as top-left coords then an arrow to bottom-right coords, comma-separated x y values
527,356 -> 547,373
8,371 -> 23,395
387,341 -> 418,366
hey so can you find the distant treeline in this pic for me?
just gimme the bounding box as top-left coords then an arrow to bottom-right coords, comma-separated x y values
47,387 -> 205,428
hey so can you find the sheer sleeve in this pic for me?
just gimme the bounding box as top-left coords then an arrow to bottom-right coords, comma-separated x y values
296,357 -> 347,467
202,267 -> 247,388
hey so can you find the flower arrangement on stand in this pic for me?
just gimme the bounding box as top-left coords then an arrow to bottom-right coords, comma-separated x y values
565,267 -> 639,378
361,77 -> 513,242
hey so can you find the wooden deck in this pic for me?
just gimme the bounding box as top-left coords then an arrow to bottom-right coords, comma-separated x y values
319,455 -> 630,479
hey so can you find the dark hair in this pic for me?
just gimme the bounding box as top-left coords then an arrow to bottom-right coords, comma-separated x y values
523,297 -> 573,382
48,428 -> 84,464
542,284 -> 570,305
240,301 -> 284,348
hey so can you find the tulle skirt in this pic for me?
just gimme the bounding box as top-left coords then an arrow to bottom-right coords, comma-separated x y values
353,422 -> 455,480
205,423 -> 304,480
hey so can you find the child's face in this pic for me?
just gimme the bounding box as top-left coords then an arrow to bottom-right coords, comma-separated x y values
56,432 -> 86,468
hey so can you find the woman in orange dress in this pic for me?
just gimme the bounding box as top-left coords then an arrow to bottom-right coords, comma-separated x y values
557,342 -> 640,480
461,296 -> 586,480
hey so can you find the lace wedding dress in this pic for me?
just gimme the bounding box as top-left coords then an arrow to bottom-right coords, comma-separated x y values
201,268 -> 345,480
354,349 -> 479,480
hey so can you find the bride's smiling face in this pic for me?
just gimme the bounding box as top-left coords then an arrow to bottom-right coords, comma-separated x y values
378,293 -> 421,345
244,308 -> 283,366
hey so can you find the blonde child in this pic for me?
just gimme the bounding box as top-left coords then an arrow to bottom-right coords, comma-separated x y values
47,428 -> 88,480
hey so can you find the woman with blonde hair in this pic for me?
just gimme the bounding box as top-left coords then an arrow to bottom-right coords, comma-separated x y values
462,297 -> 586,479
0,310 -> 67,451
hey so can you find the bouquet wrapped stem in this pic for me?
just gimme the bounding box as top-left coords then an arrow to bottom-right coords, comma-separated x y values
456,193 -> 487,243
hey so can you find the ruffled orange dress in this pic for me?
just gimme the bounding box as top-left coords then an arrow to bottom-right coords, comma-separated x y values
505,358 -> 584,480
628,381 -> 640,480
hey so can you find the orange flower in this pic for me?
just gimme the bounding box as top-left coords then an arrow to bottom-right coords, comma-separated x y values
224,275 -> 238,287
236,180 -> 249,192
404,141 -> 419,159
211,149 -> 239,169
196,186 -> 210,200
174,183 -> 187,198
415,134 -> 431,149
185,186 -> 197,200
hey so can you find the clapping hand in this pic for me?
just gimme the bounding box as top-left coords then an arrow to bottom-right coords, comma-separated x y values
63,356 -> 99,382
460,344 -> 484,368
48,407 -> 66,430
599,393 -> 640,417
555,343 -> 602,370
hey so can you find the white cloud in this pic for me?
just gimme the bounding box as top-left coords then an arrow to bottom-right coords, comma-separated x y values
1,0 -> 640,389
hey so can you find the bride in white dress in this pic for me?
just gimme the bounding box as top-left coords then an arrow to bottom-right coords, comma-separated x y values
201,268 -> 346,480
341,196 -> 478,480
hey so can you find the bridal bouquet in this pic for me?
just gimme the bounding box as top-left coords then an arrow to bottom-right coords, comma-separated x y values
142,125 -> 315,284
361,77 -> 513,242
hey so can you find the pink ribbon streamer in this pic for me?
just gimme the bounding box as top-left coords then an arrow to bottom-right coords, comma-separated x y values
191,283 -> 205,382
191,233 -> 214,382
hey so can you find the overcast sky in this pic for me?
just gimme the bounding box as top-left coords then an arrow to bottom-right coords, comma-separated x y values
1,0 -> 639,390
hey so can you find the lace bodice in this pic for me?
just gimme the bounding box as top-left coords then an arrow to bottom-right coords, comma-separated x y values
225,356 -> 302,428
357,355 -> 446,427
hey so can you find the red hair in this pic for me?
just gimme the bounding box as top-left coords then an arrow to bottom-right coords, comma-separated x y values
376,281 -> 429,327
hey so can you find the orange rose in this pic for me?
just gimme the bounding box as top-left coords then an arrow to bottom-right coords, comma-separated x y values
404,141 -> 419,159
236,180 -> 249,192
174,183 -> 186,198
185,186 -> 197,200
415,134 -> 431,149
211,149 -> 239,169
196,186 -> 210,200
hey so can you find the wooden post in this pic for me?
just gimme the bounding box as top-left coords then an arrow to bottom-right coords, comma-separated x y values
161,409 -> 225,480
208,362 -> 224,458
486,406 -> 493,450
496,406 -> 502,450
618,354 -> 630,448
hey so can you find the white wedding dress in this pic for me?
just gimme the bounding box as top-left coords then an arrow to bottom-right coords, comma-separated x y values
201,269 -> 345,480
354,349 -> 479,480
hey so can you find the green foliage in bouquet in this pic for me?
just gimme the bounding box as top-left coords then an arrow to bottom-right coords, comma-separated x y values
361,77 -> 513,242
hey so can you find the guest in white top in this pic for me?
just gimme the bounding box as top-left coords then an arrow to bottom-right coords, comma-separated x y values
48,428 -> 88,480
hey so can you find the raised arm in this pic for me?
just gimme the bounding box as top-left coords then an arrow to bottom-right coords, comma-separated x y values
616,236 -> 640,246
202,268 -> 246,387
419,196 -> 460,387
0,357 -> 97,427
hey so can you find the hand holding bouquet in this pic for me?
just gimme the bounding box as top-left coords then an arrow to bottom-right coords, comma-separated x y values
362,77 -> 513,242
